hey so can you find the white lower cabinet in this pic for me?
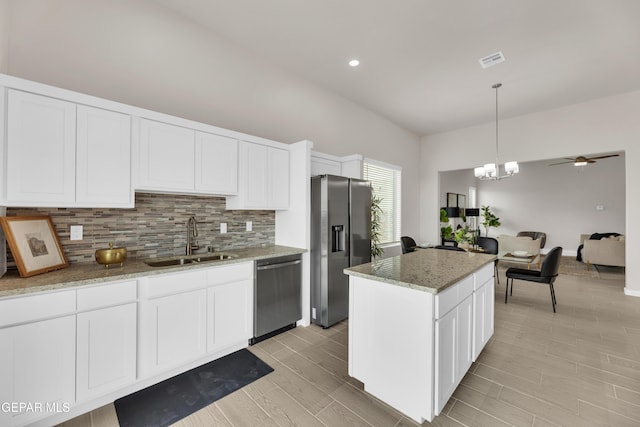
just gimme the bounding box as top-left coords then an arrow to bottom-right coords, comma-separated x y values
206,263 -> 253,353
434,294 -> 473,414
472,264 -> 495,360
0,315 -> 76,427
138,263 -> 254,378
76,303 -> 137,402
0,261 -> 256,426
76,280 -> 138,402
138,288 -> 208,378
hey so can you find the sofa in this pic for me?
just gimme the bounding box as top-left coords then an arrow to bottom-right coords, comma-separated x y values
580,234 -> 625,270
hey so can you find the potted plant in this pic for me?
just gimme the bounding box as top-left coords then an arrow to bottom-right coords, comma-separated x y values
481,205 -> 501,237
440,208 -> 453,241
371,191 -> 384,259
454,225 -> 473,249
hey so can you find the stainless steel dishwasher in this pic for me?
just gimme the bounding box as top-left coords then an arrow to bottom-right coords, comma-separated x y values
251,254 -> 302,344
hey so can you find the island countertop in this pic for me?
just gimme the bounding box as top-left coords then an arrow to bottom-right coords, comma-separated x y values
344,248 -> 496,294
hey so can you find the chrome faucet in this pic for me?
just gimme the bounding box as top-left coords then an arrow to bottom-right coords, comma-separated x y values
186,216 -> 199,255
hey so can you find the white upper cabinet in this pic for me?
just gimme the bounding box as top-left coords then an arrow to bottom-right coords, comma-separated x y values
195,131 -> 238,194
226,141 -> 289,210
1,75 -> 292,207
136,118 -> 238,196
4,89 -> 133,207
76,105 -> 132,206
137,119 -> 196,192
6,90 -> 77,205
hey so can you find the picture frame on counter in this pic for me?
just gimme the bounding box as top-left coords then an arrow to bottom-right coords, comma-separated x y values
0,215 -> 68,278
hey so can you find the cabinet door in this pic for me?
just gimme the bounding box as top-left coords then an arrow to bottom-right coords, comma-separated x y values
484,280 -> 495,345
207,279 -> 252,353
76,105 -> 132,206
0,315 -> 75,426
76,303 -> 136,402
195,131 -> 238,194
243,142 -> 269,207
456,295 -> 473,379
472,280 -> 495,360
434,307 -> 457,414
137,119 -> 195,191
6,89 -> 76,204
268,147 -> 290,209
227,141 -> 290,210
138,289 -> 207,378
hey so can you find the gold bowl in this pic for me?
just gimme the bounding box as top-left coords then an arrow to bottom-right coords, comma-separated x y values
95,243 -> 127,269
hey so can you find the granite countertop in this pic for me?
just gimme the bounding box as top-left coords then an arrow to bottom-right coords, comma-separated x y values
344,248 -> 496,294
0,245 -> 306,298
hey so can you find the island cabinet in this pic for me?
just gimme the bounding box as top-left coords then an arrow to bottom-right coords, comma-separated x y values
473,263 -> 495,360
3,89 -> 133,207
347,258 -> 495,424
226,141 -> 289,210
434,275 -> 474,414
136,118 -> 239,196
0,290 -> 77,427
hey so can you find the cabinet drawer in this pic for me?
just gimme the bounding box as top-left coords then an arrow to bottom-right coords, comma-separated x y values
206,262 -> 253,286
474,263 -> 494,290
435,275 -> 473,319
77,280 -> 137,311
0,290 -> 76,327
139,270 -> 207,299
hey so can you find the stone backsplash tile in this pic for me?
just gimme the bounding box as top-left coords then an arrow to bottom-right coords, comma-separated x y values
6,193 -> 275,264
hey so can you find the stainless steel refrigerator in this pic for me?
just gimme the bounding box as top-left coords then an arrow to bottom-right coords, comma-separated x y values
311,175 -> 371,328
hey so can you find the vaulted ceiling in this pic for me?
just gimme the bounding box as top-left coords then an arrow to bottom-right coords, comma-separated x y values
153,0 -> 640,136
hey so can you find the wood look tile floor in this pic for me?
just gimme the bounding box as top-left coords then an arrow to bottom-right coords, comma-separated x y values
61,266 -> 638,427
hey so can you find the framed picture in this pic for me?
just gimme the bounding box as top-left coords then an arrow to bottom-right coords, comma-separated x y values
457,194 -> 467,209
0,216 -> 68,278
447,192 -> 457,207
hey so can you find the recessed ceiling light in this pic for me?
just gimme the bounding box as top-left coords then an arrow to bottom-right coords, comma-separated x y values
348,59 -> 360,67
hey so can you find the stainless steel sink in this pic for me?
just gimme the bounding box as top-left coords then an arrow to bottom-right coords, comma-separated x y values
144,253 -> 236,267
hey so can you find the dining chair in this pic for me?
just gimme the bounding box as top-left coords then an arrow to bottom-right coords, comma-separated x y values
477,236 -> 499,282
505,246 -> 563,312
401,236 -> 418,254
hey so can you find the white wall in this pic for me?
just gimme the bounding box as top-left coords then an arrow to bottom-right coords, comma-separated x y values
421,90 -> 640,295
5,0 -> 421,239
0,0 -> 8,73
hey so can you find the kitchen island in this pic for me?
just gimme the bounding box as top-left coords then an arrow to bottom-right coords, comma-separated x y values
344,249 -> 496,423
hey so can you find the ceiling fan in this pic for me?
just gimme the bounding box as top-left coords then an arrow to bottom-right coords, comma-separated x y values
548,154 -> 619,166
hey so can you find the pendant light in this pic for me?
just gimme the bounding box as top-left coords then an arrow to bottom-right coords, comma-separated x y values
474,83 -> 519,180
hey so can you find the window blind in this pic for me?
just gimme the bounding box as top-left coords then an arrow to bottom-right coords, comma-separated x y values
363,160 -> 402,244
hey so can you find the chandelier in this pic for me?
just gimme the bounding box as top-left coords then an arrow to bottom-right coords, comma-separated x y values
474,83 -> 519,180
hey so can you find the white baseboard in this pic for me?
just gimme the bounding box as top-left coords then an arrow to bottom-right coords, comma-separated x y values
624,288 -> 640,298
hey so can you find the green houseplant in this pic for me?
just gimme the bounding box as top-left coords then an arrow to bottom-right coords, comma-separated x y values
454,225 -> 473,246
370,191 -> 384,259
440,208 -> 453,241
481,205 -> 501,237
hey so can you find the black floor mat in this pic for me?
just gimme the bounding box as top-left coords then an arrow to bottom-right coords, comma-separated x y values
115,349 -> 273,427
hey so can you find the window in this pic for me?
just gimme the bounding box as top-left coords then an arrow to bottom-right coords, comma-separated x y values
363,159 -> 402,244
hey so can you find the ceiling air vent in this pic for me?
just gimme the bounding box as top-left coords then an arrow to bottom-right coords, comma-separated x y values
479,51 -> 506,69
